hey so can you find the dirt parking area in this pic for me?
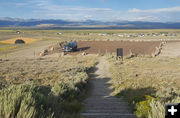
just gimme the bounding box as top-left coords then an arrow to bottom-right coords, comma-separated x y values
62,41 -> 161,56
2,40 -> 175,59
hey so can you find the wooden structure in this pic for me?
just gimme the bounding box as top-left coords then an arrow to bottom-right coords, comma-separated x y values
116,48 -> 123,61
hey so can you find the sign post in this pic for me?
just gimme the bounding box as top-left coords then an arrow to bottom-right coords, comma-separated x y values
116,48 -> 123,61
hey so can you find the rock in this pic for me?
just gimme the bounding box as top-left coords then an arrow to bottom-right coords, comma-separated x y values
39,52 -> 45,56
59,42 -> 63,48
4,59 -> 9,61
61,52 -> 65,56
43,49 -> 48,53
82,52 -> 87,56
39,49 -> 48,56
50,47 -> 54,51
152,53 -> 156,57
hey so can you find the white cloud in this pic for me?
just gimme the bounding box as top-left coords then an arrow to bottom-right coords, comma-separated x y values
128,7 -> 180,13
2,0 -> 180,22
84,15 -> 92,18
129,16 -> 159,21
30,1 -> 180,22
30,0 -> 116,21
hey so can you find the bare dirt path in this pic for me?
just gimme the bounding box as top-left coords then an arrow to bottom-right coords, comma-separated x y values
81,57 -> 136,118
160,42 -> 180,57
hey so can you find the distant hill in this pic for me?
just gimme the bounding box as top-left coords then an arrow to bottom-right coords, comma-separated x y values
0,17 -> 180,29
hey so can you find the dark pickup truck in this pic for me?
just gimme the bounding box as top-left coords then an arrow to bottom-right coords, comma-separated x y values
63,41 -> 77,52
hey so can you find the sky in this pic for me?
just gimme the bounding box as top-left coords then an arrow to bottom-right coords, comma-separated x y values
0,0 -> 180,22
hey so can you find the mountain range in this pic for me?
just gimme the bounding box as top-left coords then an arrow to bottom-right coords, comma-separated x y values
0,17 -> 180,29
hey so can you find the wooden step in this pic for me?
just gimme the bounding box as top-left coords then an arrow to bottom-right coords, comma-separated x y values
81,113 -> 137,118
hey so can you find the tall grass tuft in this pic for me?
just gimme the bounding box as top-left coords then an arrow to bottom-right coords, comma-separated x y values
0,85 -> 55,118
0,57 -> 97,118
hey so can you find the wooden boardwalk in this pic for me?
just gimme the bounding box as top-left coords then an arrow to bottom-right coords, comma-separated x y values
81,57 -> 136,118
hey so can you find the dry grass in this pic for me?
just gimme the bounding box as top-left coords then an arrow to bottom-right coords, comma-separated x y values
0,37 -> 37,44
0,29 -> 180,43
0,46 -> 17,51
0,56 -> 97,118
0,56 -> 97,87
0,42 -> 9,45
106,54 -> 180,118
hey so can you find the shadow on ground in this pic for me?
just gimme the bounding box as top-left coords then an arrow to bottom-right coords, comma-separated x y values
116,87 -> 157,109
77,47 -> 90,52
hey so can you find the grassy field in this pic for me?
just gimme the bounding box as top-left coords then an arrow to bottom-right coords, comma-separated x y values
0,29 -> 178,54
0,46 -> 17,51
0,38 -> 37,44
0,42 -> 17,51
1,29 -> 180,118
0,56 -> 97,118
106,54 -> 180,118
0,29 -> 180,42
1,29 -> 179,56
0,42 -> 9,45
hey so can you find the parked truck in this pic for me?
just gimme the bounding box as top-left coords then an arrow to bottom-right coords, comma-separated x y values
63,41 -> 77,52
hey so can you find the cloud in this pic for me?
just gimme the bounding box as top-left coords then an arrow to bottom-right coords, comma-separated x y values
35,1 -> 111,13
128,7 -> 180,13
129,16 -> 159,21
30,0 -> 116,20
1,0 -> 180,22
127,7 -> 180,22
